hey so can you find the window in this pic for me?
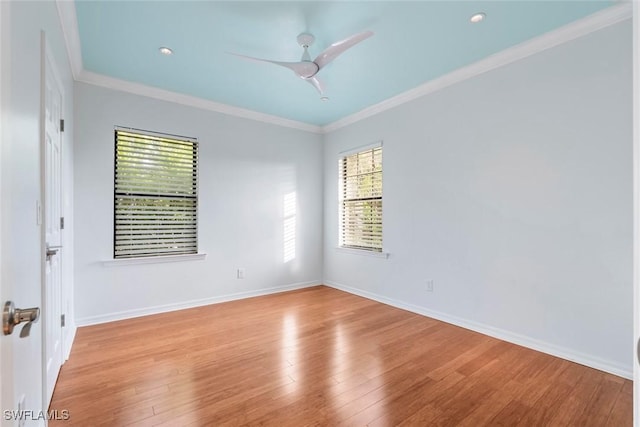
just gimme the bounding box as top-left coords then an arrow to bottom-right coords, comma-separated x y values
114,128 -> 198,259
339,144 -> 383,252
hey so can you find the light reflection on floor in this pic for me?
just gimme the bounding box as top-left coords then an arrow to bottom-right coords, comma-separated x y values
281,312 -> 299,395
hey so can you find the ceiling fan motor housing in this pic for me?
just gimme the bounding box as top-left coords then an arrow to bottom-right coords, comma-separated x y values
296,62 -> 320,79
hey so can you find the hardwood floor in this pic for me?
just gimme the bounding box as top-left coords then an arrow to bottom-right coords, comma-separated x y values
49,286 -> 632,426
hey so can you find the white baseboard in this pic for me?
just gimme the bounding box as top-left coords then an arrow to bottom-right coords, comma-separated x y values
75,280 -> 321,327
63,323 -> 77,361
325,280 -> 632,380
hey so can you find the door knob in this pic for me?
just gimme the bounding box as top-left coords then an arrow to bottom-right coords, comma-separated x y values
3,301 -> 40,337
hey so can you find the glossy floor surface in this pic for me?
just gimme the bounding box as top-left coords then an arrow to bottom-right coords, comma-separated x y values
50,286 -> 632,426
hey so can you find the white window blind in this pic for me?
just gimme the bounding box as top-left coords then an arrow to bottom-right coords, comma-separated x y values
339,146 -> 383,251
114,128 -> 198,259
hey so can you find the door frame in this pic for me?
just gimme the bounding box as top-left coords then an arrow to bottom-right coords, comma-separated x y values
41,31 -> 65,410
633,1 -> 639,424
0,3 -> 4,422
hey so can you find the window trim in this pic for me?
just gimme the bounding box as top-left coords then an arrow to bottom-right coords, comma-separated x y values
102,252 -> 207,267
113,126 -> 199,259
334,246 -> 389,258
338,141 -> 383,158
338,141 -> 384,254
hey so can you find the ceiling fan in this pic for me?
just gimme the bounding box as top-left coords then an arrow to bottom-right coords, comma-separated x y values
229,30 -> 374,100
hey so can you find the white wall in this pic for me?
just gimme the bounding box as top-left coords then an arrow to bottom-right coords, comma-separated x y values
74,82 -> 323,324
324,20 -> 634,377
1,0 -> 75,422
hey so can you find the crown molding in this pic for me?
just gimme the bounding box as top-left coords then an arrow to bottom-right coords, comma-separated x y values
76,70 -> 323,133
322,3 -> 633,134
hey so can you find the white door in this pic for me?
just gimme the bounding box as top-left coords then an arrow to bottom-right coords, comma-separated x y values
2,8 -> 47,427
43,43 -> 64,407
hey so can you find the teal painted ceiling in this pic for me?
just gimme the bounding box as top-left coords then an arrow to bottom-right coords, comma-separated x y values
74,1 -> 615,127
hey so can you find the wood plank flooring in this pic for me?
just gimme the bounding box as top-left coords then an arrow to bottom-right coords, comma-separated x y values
49,286 -> 632,426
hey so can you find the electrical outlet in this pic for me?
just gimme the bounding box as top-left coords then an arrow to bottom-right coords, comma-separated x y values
237,268 -> 245,279
426,280 -> 434,292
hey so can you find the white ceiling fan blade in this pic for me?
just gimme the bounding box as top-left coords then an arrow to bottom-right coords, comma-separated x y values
313,30 -> 374,70
305,76 -> 324,96
228,52 -> 318,78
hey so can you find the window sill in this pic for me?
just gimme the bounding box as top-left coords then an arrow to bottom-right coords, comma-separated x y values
102,253 -> 207,267
335,247 -> 389,259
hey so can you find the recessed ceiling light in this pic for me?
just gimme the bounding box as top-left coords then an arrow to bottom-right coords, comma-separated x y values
470,12 -> 486,23
159,46 -> 173,56
320,96 -> 330,102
